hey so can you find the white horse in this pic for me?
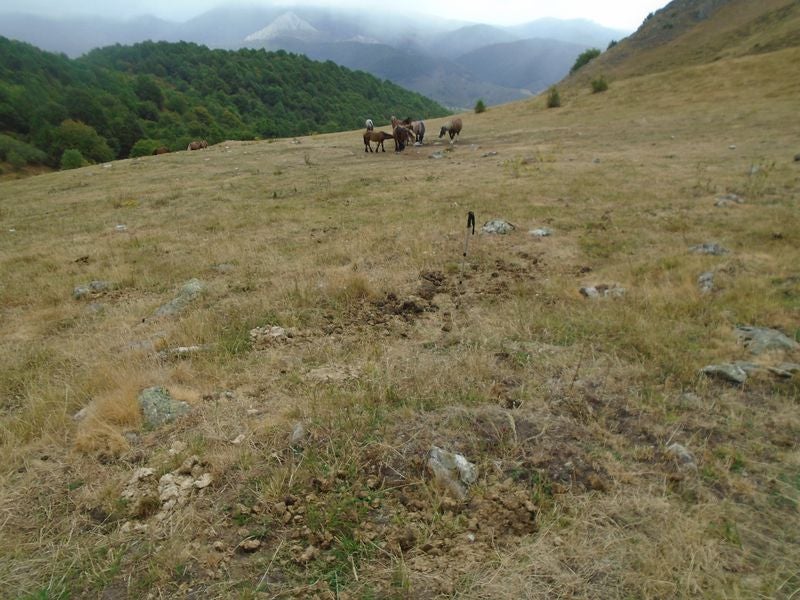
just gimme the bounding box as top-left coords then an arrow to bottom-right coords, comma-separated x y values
365,119 -> 374,131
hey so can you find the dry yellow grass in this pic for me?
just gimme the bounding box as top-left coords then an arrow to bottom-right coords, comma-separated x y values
0,44 -> 799,599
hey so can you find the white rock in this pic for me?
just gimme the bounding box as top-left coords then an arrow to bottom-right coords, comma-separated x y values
194,473 -> 213,489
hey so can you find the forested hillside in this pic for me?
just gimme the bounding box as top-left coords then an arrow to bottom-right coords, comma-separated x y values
0,38 -> 448,173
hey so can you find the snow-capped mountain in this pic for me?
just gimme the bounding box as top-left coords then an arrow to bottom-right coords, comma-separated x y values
244,12 -> 319,42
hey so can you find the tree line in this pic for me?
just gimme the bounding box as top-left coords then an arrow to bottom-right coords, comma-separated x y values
0,37 -> 449,171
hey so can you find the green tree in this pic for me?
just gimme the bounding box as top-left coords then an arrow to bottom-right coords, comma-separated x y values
546,86 -> 561,108
51,120 -> 114,164
60,148 -> 86,170
474,99 -> 487,114
134,75 -> 165,109
129,138 -> 161,157
570,48 -> 601,74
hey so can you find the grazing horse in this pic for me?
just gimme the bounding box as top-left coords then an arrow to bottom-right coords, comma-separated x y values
393,125 -> 415,152
152,146 -> 169,155
365,119 -> 374,131
363,130 -> 393,152
187,140 -> 208,151
402,118 -> 425,144
438,118 -> 462,143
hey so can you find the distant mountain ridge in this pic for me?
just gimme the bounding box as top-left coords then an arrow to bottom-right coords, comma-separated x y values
0,7 -> 627,109
244,12 -> 320,42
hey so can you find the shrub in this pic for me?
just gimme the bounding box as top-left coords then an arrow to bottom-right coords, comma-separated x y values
607,40 -> 618,50
570,48 -> 601,74
0,134 -> 47,165
129,139 -> 162,158
474,99 -> 487,114
51,120 -> 113,164
546,86 -> 561,108
591,76 -> 609,93
60,149 -> 87,170
7,150 -> 26,169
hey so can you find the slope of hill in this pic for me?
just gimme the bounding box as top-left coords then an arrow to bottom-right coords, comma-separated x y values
0,38 -> 448,173
425,23 -> 521,59
1,1 -> 799,597
570,0 -> 800,83
456,38 -> 589,93
249,36 -> 531,109
507,17 -> 627,47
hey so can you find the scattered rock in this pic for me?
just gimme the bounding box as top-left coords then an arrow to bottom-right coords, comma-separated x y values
481,219 -> 515,234
157,345 -> 209,361
213,263 -> 235,273
735,326 -> 799,355
138,386 -> 191,428
429,151 -> 445,160
769,363 -> 800,378
169,440 -> 187,455
305,365 -> 360,383
689,242 -> 729,255
529,228 -> 553,237
114,224 -> 127,232
250,325 -> 292,347
297,545 -> 319,564
698,271 -> 715,294
729,145 -> 736,150
715,193 -> 744,207
73,280 -> 112,300
120,468 -> 160,518
700,364 -> 747,385
666,443 -> 697,470
73,407 -> 90,421
579,284 -> 626,299
481,151 -> 498,158
238,539 -> 262,553
794,153 -> 800,162
231,433 -> 246,445
194,473 -> 213,489
290,422 -> 307,446
154,278 -> 205,317
427,446 -> 478,500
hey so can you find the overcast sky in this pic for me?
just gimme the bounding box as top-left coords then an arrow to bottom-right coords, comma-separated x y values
1,0 -> 668,31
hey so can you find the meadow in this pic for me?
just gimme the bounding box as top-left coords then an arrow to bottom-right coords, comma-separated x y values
1,45 -> 798,598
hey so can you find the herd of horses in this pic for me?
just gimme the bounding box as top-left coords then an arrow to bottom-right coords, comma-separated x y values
363,116 -> 462,153
153,117 -> 463,157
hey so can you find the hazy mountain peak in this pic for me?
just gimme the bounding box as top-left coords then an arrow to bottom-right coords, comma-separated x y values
244,11 -> 319,42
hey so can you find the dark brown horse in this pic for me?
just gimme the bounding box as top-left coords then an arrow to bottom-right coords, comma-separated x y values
393,125 -> 415,152
187,140 -> 208,151
363,130 -> 393,152
152,146 -> 170,155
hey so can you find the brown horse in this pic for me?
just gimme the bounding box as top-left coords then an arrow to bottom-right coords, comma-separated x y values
402,118 -> 426,144
393,125 -> 415,152
438,118 -> 462,143
364,130 -> 393,152
187,140 -> 208,151
152,146 -> 169,155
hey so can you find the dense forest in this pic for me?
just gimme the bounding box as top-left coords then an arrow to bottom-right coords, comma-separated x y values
0,37 -> 449,172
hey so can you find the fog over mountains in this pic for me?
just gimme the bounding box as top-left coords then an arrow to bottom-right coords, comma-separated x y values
0,6 -> 628,108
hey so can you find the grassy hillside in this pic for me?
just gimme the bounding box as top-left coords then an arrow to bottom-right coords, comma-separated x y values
571,0 -> 800,84
1,24 -> 799,600
0,38 -> 448,176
